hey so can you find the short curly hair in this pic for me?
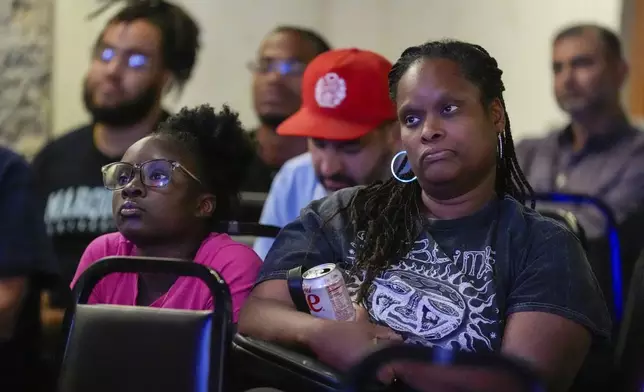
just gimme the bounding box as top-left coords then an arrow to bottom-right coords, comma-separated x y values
155,104 -> 254,220
98,0 -> 200,91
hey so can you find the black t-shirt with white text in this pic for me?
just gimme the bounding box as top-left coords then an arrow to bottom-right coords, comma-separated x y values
240,129 -> 280,193
258,187 -> 611,352
32,125 -> 115,289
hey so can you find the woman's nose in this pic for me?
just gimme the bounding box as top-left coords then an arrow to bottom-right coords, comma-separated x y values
120,176 -> 145,198
420,117 -> 446,143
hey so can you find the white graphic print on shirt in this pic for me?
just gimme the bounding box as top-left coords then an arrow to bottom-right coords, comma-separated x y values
44,186 -> 115,235
345,231 -> 500,352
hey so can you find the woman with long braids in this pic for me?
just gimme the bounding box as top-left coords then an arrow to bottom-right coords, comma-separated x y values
239,40 -> 610,391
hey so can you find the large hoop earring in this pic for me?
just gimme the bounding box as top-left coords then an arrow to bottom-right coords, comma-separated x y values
390,150 -> 417,183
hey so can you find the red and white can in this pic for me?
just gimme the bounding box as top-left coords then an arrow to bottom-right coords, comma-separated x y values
302,263 -> 356,321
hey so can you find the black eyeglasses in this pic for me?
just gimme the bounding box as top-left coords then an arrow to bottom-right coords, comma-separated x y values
101,159 -> 202,191
247,58 -> 307,76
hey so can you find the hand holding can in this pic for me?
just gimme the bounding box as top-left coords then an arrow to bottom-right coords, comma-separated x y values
302,263 -> 356,321
305,306 -> 402,383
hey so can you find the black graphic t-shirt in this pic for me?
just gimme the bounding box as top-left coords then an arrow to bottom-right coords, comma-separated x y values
31,125 -> 115,289
240,129 -> 280,193
258,187 -> 611,353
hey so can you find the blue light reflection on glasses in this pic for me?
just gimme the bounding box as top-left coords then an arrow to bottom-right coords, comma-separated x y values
100,48 -> 148,69
252,59 -> 305,76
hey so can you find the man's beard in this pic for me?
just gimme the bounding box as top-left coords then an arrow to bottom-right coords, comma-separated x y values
316,172 -> 359,193
258,113 -> 289,130
316,150 -> 394,193
557,92 -> 607,119
83,81 -> 161,127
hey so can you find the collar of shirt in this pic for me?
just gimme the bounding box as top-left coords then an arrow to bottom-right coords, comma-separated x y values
557,118 -> 637,154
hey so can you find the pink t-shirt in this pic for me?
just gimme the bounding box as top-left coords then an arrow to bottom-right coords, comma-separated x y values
71,232 -> 262,322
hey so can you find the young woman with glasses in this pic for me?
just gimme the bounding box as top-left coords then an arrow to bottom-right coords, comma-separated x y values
71,104 -> 261,321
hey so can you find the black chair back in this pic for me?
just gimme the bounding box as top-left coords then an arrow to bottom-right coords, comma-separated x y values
231,192 -> 268,223
232,334 -> 343,392
230,265 -> 343,391
345,344 -> 546,392
214,221 -> 281,238
58,256 -> 233,392
214,221 -> 281,247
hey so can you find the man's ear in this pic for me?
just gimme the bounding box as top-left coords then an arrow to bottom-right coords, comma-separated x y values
195,194 -> 216,218
162,71 -> 175,94
616,58 -> 629,89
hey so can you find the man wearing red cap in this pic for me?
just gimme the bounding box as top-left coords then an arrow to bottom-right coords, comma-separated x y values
253,48 -> 400,259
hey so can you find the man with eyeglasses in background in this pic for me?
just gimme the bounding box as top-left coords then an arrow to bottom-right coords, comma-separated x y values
253,48 -> 400,260
31,1 -> 200,301
242,26 -> 332,193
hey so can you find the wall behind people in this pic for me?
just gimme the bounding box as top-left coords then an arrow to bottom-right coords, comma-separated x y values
0,0 -> 52,158
52,0 -> 621,142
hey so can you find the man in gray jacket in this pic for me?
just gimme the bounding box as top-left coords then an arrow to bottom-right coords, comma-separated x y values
517,24 -> 644,240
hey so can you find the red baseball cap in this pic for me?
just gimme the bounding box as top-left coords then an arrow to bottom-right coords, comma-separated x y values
276,48 -> 397,141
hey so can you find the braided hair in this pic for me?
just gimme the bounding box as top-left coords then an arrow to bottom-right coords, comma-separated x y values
347,40 -> 534,301
155,104 -> 254,222
90,0 -> 200,92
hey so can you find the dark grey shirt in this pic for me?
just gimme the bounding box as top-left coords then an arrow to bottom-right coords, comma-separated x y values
258,187 -> 611,353
516,123 -> 644,239
0,146 -> 57,276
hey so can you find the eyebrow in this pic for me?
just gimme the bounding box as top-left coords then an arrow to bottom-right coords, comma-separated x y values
555,53 -> 595,62
333,139 -> 362,147
398,93 -> 466,111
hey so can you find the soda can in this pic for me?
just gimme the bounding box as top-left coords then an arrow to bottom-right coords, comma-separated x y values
302,263 -> 356,321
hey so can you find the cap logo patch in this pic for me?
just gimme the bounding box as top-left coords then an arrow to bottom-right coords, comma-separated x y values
314,72 -> 346,109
